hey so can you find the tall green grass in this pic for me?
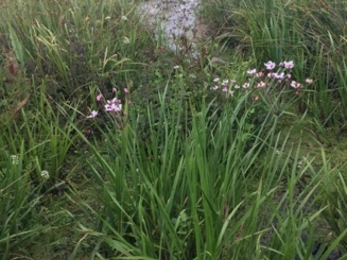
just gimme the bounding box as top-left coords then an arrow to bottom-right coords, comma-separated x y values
0,0 -> 152,103
0,143 -> 43,260
201,0 -> 347,126
1,0 -> 347,258
0,80 -> 80,258
68,83 -> 345,259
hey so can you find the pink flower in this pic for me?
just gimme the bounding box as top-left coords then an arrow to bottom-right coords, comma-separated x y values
105,103 -> 122,112
222,79 -> 229,86
247,69 -> 257,75
305,78 -> 313,84
222,87 -> 228,92
264,61 -> 276,70
242,82 -> 250,89
112,87 -> 117,92
290,81 -> 298,88
124,88 -> 129,94
104,97 -> 122,112
213,77 -> 220,83
290,81 -> 302,89
109,97 -> 121,104
274,72 -> 285,79
96,93 -> 103,102
283,61 -> 294,69
256,72 -> 264,78
87,110 -> 98,118
256,81 -> 266,88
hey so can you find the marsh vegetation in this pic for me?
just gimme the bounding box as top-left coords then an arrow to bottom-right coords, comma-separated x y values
0,0 -> 347,259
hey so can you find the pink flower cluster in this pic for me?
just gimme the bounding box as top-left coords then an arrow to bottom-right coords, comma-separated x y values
211,78 -> 241,96
104,97 -> 122,112
86,88 -> 128,119
210,60 -> 313,99
246,60 -> 312,87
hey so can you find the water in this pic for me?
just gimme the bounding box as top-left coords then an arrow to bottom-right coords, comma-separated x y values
140,0 -> 202,55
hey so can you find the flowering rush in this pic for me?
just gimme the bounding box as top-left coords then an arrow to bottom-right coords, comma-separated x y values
210,77 -> 235,96
86,110 -> 98,119
283,61 -> 294,69
86,88 -> 124,119
264,61 -> 276,70
96,93 -> 103,101
105,97 -> 122,112
210,59 -> 313,98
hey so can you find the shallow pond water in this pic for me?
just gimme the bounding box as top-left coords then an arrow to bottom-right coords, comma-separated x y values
140,0 -> 202,54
